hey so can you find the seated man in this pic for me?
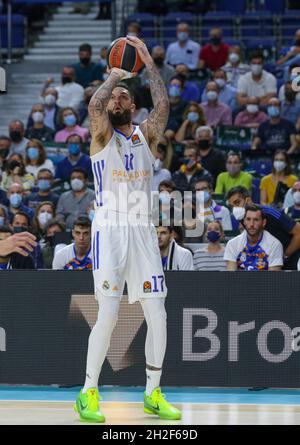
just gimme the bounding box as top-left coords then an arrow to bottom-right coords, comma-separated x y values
52,216 -> 92,270
200,81 -> 232,128
165,22 -> 201,70
0,225 -> 34,269
24,169 -> 59,210
156,225 -> 194,270
215,152 -> 252,195
284,181 -> 300,220
234,96 -> 269,129
224,204 -> 283,271
201,69 -> 237,110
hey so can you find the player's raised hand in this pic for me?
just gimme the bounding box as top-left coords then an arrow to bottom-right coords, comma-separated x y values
106,67 -> 136,80
126,36 -> 152,67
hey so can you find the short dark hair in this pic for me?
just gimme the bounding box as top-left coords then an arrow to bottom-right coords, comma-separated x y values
71,167 -> 88,179
66,133 -> 83,144
79,43 -> 92,53
0,135 -> 11,142
249,50 -> 264,62
158,180 -> 177,192
45,218 -> 66,233
170,74 -> 185,88
38,168 -> 53,178
12,212 -> 30,226
73,215 -> 91,229
227,151 -> 241,162
0,225 -> 13,234
244,204 -> 265,220
115,83 -> 135,102
226,186 -> 250,201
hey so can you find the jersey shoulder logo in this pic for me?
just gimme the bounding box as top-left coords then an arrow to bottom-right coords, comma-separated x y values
131,134 -> 142,146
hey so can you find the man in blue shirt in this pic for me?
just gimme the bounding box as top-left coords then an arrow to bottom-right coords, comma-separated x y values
281,81 -> 300,124
55,134 -> 92,183
201,69 -> 237,110
7,183 -> 34,223
24,169 -> 59,210
71,43 -> 103,89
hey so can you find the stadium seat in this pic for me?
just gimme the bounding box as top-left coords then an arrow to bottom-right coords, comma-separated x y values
245,159 -> 273,177
215,1 -> 247,14
255,0 -> 285,14
0,14 -> 26,52
244,38 -> 277,63
240,13 -> 274,40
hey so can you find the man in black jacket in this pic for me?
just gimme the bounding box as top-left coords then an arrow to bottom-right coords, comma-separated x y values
0,226 -> 35,269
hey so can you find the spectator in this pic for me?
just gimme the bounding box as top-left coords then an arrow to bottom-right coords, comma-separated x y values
194,179 -> 232,230
221,45 -> 250,88
0,225 -> 34,269
40,88 -> 61,132
0,135 -> 11,172
175,64 -> 201,102
175,102 -> 206,143
234,96 -> 269,129
1,155 -> 35,192
156,225 -> 194,270
152,144 -> 172,191
126,21 -> 142,37
32,201 -> 56,239
215,152 -> 252,194
278,64 -> 300,102
23,168 -> 59,210
158,179 -> 177,195
8,120 -> 29,156
226,186 -> 300,270
285,181 -> 300,220
260,150 -> 298,206
71,43 -> 103,89
40,218 -> 66,269
132,90 -> 149,125
7,183 -> 34,222
164,78 -> 188,140
280,81 -> 300,124
276,28 -> 300,75
99,46 -> 108,69
146,46 -> 176,86
0,205 -> 9,225
54,107 -> 89,143
199,28 -> 229,71
237,51 -> 277,107
94,1 -> 111,20
201,69 -> 237,109
56,167 -> 95,229
55,134 -> 92,182
194,126 -> 226,184
193,220 -> 226,271
224,204 -> 283,271
200,81 -> 232,128
24,139 -> 55,178
172,147 -> 212,192
25,103 -> 55,142
11,211 -> 43,268
165,22 -> 201,70
52,216 -> 92,270
55,66 -> 84,110
86,200 -> 95,222
252,98 -> 298,154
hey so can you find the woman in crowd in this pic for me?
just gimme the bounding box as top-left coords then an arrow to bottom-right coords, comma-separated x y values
25,139 -> 55,178
54,107 -> 89,143
1,154 -> 35,192
175,102 -> 206,144
193,220 -> 226,271
32,201 -> 56,240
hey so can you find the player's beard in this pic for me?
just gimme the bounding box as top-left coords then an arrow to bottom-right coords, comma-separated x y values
108,109 -> 132,127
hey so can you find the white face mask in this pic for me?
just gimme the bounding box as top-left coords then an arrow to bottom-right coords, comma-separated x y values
153,158 -> 163,172
229,53 -> 239,64
32,111 -> 44,123
251,64 -> 263,76
293,191 -> 300,205
246,104 -> 259,114
38,211 -> 53,227
207,91 -> 218,102
44,94 -> 56,106
159,192 -> 171,205
232,206 -> 245,221
215,78 -> 226,89
71,178 -> 84,192
273,160 -> 286,172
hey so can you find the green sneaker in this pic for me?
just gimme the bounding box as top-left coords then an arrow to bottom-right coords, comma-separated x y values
144,387 -> 181,420
74,388 -> 105,423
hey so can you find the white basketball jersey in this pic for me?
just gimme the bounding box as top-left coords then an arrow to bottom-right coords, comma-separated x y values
91,126 -> 155,219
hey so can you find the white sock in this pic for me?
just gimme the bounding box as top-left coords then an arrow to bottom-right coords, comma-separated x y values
146,369 -> 162,396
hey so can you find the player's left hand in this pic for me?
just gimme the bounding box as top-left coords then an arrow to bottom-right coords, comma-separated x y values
126,35 -> 153,67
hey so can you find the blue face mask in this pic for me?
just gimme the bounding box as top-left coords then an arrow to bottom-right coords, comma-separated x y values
10,193 -> 22,208
168,85 -> 181,98
0,216 -> 4,226
187,112 -> 199,123
64,114 -> 76,127
196,190 -> 211,203
267,106 -> 280,118
207,230 -> 221,243
177,32 -> 188,42
13,226 -> 27,234
38,179 -> 51,191
27,147 -> 39,161
68,143 -> 81,156
89,209 -> 95,222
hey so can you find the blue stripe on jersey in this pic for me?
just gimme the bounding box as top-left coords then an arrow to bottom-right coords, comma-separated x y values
261,206 -> 281,219
96,161 -> 103,206
96,231 -> 100,270
92,162 -> 100,207
92,232 -> 96,270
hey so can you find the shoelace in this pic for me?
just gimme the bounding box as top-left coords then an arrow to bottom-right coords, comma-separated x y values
87,390 -> 100,410
151,390 -> 167,406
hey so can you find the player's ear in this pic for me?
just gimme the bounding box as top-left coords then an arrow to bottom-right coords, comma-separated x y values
130,102 -> 136,113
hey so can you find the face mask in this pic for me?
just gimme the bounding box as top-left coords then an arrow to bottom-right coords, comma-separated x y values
0,149 -> 9,159
207,91 -> 218,102
44,94 -> 56,106
9,131 -> 22,143
0,216 -> 4,226
38,211 -> 53,227
207,230 -> 221,243
71,178 -> 84,192
246,104 -> 259,114
210,36 -> 221,45
153,158 -> 163,172
198,139 -> 210,150
227,164 -> 240,176
251,64 -> 263,76
64,115 -> 77,127
215,78 -> 226,89
293,191 -> 300,205
273,160 -> 286,172
229,53 -> 239,64
13,226 -> 27,234
187,112 -> 199,123
232,206 -> 245,221
89,209 -> 95,222
203,191 -> 211,203
159,192 -> 171,205
32,111 -> 44,123
80,57 -> 90,66
168,85 -> 181,98
38,179 -> 51,191
285,91 -> 296,102
27,147 -> 40,161
127,32 -> 138,37
62,76 -> 73,84
268,106 -> 280,118
9,193 -> 22,208
177,32 -> 188,42
183,158 -> 196,170
154,57 -> 164,67
68,143 -> 81,156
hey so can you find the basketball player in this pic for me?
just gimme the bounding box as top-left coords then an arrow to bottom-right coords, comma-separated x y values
74,36 -> 181,422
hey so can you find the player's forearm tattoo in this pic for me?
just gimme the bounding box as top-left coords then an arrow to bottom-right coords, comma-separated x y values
146,62 -> 169,138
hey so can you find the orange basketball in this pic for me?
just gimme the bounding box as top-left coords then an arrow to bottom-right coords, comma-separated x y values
107,37 -> 144,73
